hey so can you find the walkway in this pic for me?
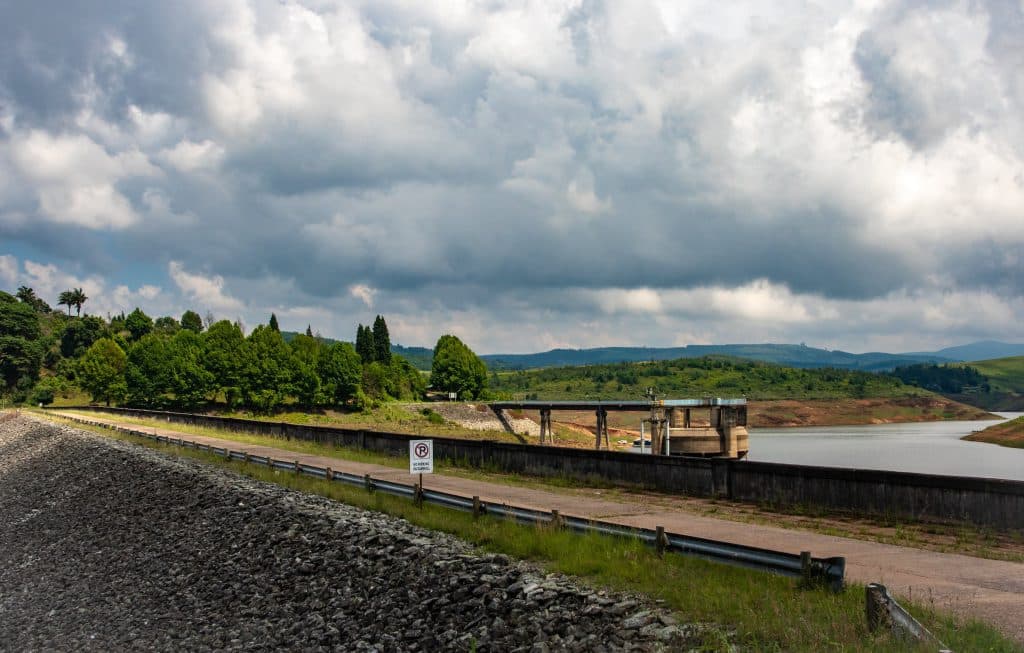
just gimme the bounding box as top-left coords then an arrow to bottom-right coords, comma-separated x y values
51,411 -> 1024,642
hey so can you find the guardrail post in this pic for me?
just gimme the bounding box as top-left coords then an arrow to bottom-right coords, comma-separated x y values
472,495 -> 482,519
865,583 -> 889,632
656,526 -> 668,556
800,550 -> 812,585
551,510 -> 562,529
244,452 -> 251,464
294,460 -> 301,474
326,467 -> 334,481
364,474 -> 374,493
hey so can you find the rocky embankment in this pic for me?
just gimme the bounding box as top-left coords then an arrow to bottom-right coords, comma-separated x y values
0,415 -> 714,651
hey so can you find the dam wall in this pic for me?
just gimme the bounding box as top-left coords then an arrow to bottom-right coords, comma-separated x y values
63,407 -> 1024,530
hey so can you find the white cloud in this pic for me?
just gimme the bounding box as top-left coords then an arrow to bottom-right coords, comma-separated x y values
5,130 -> 159,229
349,284 -> 376,308
158,139 -> 225,173
168,260 -> 244,313
0,255 -> 17,288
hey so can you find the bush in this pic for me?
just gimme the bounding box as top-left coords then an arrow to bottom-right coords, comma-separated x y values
420,407 -> 445,425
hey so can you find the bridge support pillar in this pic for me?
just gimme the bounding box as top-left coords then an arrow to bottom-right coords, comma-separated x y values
594,408 -> 610,450
539,409 -> 553,444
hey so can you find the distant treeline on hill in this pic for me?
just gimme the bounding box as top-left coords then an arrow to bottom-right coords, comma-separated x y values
490,357 -> 921,401
890,363 -> 990,394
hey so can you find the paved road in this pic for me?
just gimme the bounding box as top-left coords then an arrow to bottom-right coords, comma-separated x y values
53,411 -> 1024,643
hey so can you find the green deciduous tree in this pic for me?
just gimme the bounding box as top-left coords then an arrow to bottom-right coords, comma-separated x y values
165,329 -> 213,409
202,320 -> 249,407
372,315 -> 391,364
0,300 -> 43,396
290,333 -> 322,407
180,310 -> 203,333
125,307 -> 153,341
126,333 -> 171,407
60,316 -> 106,358
78,338 -> 127,405
242,324 -> 294,412
318,342 -> 362,405
154,316 -> 180,335
430,334 -> 487,400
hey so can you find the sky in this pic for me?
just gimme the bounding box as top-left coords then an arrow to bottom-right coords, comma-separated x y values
1,0 -> 1022,354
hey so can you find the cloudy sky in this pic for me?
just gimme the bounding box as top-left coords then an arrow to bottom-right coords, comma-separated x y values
1,0 -> 1022,354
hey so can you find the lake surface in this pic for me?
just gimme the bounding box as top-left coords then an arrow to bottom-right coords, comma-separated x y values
746,413 -> 1024,480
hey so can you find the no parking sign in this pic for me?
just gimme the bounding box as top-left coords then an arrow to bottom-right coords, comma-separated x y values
409,439 -> 433,474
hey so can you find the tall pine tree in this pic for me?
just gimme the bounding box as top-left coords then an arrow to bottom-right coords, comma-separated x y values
372,315 -> 391,364
268,313 -> 280,332
355,324 -> 375,364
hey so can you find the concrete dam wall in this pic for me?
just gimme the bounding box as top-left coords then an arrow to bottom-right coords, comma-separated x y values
65,407 -> 1024,531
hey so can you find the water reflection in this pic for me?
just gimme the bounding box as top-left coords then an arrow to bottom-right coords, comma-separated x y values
747,413 -> 1024,480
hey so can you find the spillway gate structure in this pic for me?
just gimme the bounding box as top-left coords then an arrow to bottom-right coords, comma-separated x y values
488,398 -> 749,459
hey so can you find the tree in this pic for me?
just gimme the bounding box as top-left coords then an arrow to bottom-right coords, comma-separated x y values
430,334 -> 487,400
68,288 -> 88,316
290,334 -> 322,407
125,307 -> 153,341
0,300 -> 43,395
165,330 -> 213,409
16,286 -> 50,313
180,310 -> 203,333
58,290 -> 74,316
355,324 -> 375,364
126,333 -> 171,407
154,316 -> 180,335
78,338 -> 127,405
268,313 -> 280,332
318,342 -> 362,405
372,315 -> 391,364
60,316 -> 106,358
306,324 -> 313,337
202,320 -> 249,407
241,325 -> 294,412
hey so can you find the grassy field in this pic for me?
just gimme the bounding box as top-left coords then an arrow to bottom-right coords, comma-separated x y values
53,417 -> 1022,652
970,356 -> 1024,394
965,416 -> 1024,449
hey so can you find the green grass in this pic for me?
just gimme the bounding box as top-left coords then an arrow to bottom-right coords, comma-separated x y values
970,357 -> 1024,394
52,418 -> 1023,652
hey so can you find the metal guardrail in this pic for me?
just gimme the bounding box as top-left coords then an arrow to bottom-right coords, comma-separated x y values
62,414 -> 845,591
866,584 -> 952,652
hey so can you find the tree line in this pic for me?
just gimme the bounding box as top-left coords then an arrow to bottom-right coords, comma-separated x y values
1,286 -> 489,411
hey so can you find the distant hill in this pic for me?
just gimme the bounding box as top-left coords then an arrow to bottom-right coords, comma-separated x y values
926,341 -> 1024,362
480,344 -> 952,372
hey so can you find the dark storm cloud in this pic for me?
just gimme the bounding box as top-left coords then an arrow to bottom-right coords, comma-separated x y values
1,0 -> 1022,352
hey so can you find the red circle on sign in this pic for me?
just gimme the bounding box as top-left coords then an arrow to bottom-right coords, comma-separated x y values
414,443 -> 430,458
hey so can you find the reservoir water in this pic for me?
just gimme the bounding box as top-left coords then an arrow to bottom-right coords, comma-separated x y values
747,413 -> 1024,481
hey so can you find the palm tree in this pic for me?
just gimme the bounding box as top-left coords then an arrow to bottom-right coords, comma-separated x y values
16,286 -> 36,304
70,288 -> 88,316
58,290 -> 74,316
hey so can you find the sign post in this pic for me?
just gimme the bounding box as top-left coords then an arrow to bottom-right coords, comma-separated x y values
409,439 -> 433,505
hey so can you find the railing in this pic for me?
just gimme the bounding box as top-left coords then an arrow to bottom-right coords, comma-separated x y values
58,413 -> 846,592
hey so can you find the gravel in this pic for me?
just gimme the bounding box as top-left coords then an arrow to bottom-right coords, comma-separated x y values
0,415 -> 719,652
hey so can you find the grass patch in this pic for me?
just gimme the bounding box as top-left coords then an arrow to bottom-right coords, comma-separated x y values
47,416 -> 1022,652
